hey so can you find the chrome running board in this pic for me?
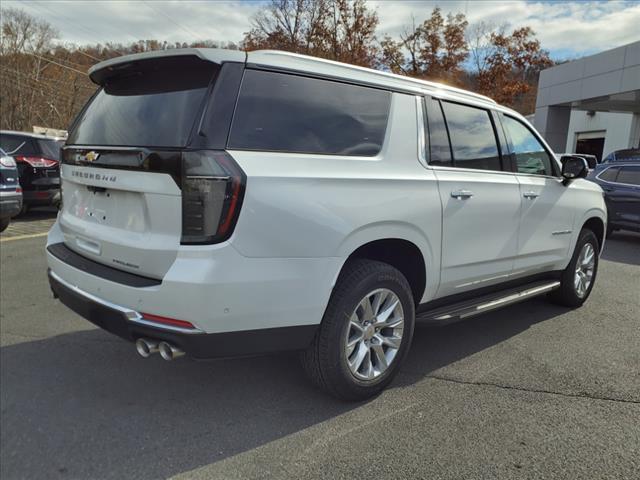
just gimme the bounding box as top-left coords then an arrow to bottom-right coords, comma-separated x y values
417,280 -> 561,324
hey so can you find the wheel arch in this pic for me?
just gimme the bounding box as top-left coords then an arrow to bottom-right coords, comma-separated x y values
582,216 -> 605,252
334,223 -> 437,305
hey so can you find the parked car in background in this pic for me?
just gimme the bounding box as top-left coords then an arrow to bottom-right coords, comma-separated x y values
0,130 -> 63,214
588,161 -> 640,236
47,49 -> 606,400
602,148 -> 640,164
0,147 -> 23,232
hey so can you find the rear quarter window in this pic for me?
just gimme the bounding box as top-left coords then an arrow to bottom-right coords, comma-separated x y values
228,70 -> 391,156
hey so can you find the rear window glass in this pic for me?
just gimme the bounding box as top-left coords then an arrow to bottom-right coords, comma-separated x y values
0,134 -> 38,156
228,70 -> 390,156
38,139 -> 62,160
67,63 -> 217,147
441,101 -> 501,171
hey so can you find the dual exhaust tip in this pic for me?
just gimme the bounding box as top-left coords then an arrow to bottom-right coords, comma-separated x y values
135,338 -> 184,361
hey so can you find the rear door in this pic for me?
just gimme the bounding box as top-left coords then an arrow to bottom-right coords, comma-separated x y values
60,56 -> 220,279
608,165 -> 640,229
427,98 -> 521,297
499,114 -> 575,272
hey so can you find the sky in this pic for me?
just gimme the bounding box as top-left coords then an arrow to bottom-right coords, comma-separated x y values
5,0 -> 640,61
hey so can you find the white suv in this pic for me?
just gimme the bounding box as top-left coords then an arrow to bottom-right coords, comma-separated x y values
47,49 -> 606,400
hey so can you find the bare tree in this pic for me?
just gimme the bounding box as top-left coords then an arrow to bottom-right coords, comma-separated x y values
379,7 -> 468,84
242,0 -> 379,68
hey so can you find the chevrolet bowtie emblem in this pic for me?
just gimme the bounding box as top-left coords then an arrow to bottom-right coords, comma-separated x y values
84,151 -> 99,162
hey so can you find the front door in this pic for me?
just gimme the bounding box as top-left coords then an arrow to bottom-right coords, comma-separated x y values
500,114 -> 575,273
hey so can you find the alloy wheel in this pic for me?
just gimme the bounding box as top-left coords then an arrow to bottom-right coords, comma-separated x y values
574,242 -> 596,298
344,288 -> 404,381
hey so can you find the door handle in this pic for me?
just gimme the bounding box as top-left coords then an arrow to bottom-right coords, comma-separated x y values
523,191 -> 539,199
451,190 -> 474,199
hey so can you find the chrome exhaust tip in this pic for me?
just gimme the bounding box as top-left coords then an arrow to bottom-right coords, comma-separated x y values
158,341 -> 184,361
135,338 -> 159,358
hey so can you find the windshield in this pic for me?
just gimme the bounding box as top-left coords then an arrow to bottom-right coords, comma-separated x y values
67,63 -> 217,148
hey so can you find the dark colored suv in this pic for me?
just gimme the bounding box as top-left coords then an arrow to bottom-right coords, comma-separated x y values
0,147 -> 23,232
0,130 -> 63,213
588,161 -> 640,236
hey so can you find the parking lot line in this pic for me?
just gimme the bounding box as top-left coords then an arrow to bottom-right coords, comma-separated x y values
0,232 -> 48,243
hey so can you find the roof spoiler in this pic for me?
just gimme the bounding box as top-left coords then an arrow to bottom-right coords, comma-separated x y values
88,48 -> 247,85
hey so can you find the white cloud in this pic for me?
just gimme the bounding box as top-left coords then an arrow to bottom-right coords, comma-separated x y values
4,0 -> 640,57
372,1 -> 640,56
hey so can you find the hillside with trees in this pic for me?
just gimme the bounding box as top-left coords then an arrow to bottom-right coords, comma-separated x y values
0,0 -> 553,132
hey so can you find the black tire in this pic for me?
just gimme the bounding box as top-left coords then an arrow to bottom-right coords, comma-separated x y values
301,259 -> 415,401
0,218 -> 9,233
18,203 -> 29,217
550,229 -> 599,308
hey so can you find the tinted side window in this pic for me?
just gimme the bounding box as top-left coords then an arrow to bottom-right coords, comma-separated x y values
598,166 -> 619,182
425,98 -> 452,166
441,101 -> 501,171
228,70 -> 390,156
616,166 -> 640,186
501,115 -> 553,176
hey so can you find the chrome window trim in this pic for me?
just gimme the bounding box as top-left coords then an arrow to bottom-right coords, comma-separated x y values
596,165 -> 640,188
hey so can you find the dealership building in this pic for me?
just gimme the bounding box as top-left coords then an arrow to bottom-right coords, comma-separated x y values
534,41 -> 640,160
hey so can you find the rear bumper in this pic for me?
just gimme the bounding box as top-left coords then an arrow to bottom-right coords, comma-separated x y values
46,220 -> 339,358
0,193 -> 22,219
48,269 -> 317,359
23,188 -> 60,206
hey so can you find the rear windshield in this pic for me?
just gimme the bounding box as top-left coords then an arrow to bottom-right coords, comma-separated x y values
0,135 -> 63,160
67,62 -> 217,148
38,139 -> 63,160
0,134 -> 37,156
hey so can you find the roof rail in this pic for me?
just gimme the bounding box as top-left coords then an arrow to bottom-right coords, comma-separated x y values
249,50 -> 497,105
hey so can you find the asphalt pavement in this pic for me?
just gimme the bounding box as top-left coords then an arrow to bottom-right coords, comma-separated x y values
1,218 -> 639,479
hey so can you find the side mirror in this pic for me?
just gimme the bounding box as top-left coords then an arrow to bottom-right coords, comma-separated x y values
561,155 -> 588,185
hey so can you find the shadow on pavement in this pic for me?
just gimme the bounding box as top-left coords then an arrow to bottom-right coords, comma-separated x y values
12,206 -> 58,223
3,226 -> 637,478
0,297 -> 567,480
600,230 -> 640,266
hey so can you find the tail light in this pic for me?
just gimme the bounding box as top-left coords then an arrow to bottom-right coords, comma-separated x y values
141,313 -> 196,330
16,186 -> 23,193
15,156 -> 58,168
181,150 -> 245,244
0,156 -> 17,167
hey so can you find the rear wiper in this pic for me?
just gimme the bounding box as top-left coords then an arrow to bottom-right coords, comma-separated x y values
6,141 -> 25,155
